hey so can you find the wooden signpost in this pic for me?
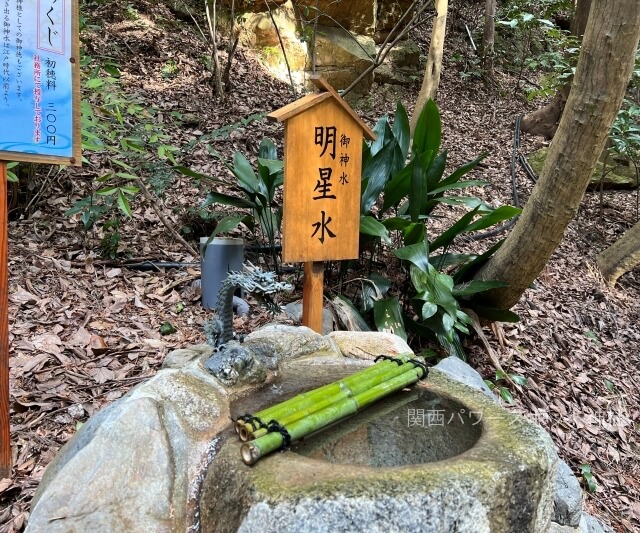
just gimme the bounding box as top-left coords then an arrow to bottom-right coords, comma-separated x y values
268,76 -> 375,333
0,0 -> 81,479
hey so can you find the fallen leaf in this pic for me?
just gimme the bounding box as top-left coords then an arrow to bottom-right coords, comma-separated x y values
89,366 -> 115,384
9,288 -> 38,305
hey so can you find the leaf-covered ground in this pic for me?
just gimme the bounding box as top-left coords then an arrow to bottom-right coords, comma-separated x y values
1,2 -> 638,531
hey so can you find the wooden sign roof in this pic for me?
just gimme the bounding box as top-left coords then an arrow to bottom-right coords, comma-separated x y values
267,75 -> 376,141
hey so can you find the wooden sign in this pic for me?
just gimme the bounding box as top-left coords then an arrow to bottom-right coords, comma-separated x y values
0,0 -> 81,166
0,0 -> 81,479
268,76 -> 375,331
268,77 -> 375,263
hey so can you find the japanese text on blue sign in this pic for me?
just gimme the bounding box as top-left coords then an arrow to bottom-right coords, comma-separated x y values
1,0 -> 76,160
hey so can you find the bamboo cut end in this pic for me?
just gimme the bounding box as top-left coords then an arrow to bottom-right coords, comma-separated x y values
241,443 -> 260,466
239,425 -> 252,442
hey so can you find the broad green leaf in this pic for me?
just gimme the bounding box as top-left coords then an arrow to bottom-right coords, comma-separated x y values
428,179 -> 489,196
464,205 -> 521,233
441,153 -> 488,185
510,374 -> 528,386
409,152 -> 425,222
430,207 -> 480,251
257,158 -> 283,202
374,297 -> 407,341
361,273 -> 392,313
210,215 -> 246,238
174,165 -> 226,185
436,196 -> 495,212
232,152 -> 262,195
421,301 -> 438,320
579,465 -> 597,493
117,189 -> 133,217
332,295 -> 371,331
412,271 -> 432,294
402,222 -> 425,245
201,191 -> 256,209
369,117 -> 394,156
442,312 -> 455,334
394,241 -> 430,273
159,321 -> 177,335
382,159 -> 414,211
499,387 -> 514,404
361,140 -> 402,214
259,137 -> 278,160
430,272 -> 459,317
96,172 -> 115,183
427,316 -> 467,359
453,240 -> 504,283
96,186 -> 118,196
392,100 -> 410,160
86,77 -> 105,88
361,138 -> 372,171
412,99 -> 441,157
360,216 -> 391,244
425,150 -> 448,192
453,280 -> 509,297
430,253 -> 477,270
382,216 -> 413,231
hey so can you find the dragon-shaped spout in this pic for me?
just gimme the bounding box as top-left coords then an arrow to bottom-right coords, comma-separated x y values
203,262 -> 293,386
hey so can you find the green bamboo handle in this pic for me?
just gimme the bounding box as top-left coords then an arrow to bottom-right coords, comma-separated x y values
241,362 -> 425,465
243,358 -> 422,441
236,353 -> 413,433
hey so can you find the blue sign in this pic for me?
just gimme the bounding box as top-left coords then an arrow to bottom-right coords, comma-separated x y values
0,0 -> 79,164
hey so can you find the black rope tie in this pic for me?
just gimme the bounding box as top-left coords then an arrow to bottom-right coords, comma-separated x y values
374,355 -> 405,365
237,414 -> 268,431
408,358 -> 429,380
267,420 -> 292,450
374,355 -> 428,380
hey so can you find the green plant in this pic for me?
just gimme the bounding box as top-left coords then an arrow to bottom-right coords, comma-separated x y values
523,30 -> 579,100
176,137 -> 284,272
5,162 -> 18,183
610,101 -> 640,167
337,100 -> 520,358
65,55 -> 181,241
579,464 -> 597,493
485,370 -> 527,404
161,59 -> 179,79
497,12 -> 558,90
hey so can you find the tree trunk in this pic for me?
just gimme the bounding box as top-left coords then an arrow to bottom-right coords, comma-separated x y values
520,0 -> 593,138
519,84 -> 570,139
474,0 -> 640,310
571,0 -> 592,38
597,221 -> 640,286
482,0 -> 496,77
410,0 -> 448,134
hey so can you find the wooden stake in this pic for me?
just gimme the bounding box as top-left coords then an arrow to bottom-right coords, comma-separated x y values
0,161 -> 10,479
302,261 -> 324,333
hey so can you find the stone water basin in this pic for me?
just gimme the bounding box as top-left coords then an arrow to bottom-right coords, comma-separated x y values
24,329 -> 557,533
202,361 -> 557,533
